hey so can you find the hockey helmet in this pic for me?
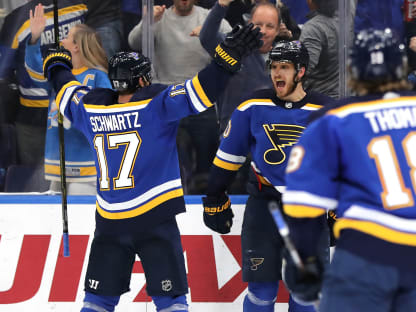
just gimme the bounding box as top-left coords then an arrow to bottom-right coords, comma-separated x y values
349,28 -> 407,83
267,40 -> 309,72
108,52 -> 152,93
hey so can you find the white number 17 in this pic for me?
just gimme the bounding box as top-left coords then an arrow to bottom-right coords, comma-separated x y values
94,131 -> 141,190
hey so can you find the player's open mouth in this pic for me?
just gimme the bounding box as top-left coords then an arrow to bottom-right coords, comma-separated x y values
276,81 -> 285,90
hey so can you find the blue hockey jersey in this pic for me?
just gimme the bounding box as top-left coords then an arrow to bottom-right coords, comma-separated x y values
25,38 -> 111,182
0,0 -> 87,126
53,62 -> 229,229
283,92 -> 416,248
211,89 -> 328,193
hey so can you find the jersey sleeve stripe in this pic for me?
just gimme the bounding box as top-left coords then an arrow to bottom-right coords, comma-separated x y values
283,190 -> 338,210
55,80 -> 83,112
216,149 -> 246,164
213,156 -> 242,171
334,219 -> 416,246
191,75 -> 213,108
283,204 -> 327,218
25,62 -> 47,82
96,188 -> 184,219
185,79 -> 212,113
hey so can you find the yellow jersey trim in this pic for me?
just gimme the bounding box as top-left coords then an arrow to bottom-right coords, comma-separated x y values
213,156 -> 242,171
12,4 -> 88,49
96,188 -> 184,219
55,80 -> 82,109
283,204 -> 327,218
44,164 -> 96,176
334,218 -> 416,246
192,75 -> 213,108
20,97 -> 49,108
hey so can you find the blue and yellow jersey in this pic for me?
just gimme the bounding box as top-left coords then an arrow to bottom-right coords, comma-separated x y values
0,0 -> 87,125
211,89 -> 327,193
283,92 -> 416,248
25,38 -> 111,182
54,65 -> 218,226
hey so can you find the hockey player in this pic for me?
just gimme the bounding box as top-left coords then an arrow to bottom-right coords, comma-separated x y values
282,28 -> 416,312
42,23 -> 262,312
202,40 -> 332,312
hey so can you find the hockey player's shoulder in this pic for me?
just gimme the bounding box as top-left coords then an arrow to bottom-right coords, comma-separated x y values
237,89 -> 275,111
82,88 -> 118,106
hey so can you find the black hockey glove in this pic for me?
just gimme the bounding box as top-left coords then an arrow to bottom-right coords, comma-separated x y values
214,23 -> 263,73
43,48 -> 72,80
202,193 -> 234,234
327,209 -> 337,247
283,250 -> 323,306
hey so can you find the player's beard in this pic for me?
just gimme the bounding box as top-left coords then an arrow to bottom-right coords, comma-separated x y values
275,79 -> 295,99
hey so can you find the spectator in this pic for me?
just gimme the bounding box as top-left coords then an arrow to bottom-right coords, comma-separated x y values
300,0 -> 339,99
128,0 -> 232,194
83,0 -> 123,58
200,1 -> 280,193
25,4 -> 112,194
202,40 -> 331,312
275,1 -> 301,42
0,0 -> 87,166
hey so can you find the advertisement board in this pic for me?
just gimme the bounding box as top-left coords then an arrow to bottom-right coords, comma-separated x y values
0,195 -> 289,311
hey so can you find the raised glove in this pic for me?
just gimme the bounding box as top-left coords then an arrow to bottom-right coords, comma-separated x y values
327,209 -> 337,247
283,250 -> 323,306
43,48 -> 72,80
214,23 -> 263,73
202,193 -> 234,234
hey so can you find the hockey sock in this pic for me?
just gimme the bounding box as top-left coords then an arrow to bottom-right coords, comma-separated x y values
152,295 -> 188,312
243,281 -> 278,312
80,292 -> 120,312
288,295 -> 316,312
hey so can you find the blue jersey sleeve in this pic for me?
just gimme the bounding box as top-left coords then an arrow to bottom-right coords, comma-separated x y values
212,106 -> 251,172
24,37 -> 50,88
93,70 -> 112,89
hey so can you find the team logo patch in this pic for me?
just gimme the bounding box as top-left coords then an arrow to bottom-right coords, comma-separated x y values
263,124 -> 305,164
161,279 -> 173,292
249,258 -> 264,271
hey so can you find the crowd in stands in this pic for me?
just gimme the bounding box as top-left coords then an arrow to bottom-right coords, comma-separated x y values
0,0 -> 416,194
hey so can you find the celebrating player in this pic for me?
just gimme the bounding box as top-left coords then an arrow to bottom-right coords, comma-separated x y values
42,23 -> 262,312
202,40 -> 332,312
282,28 -> 416,311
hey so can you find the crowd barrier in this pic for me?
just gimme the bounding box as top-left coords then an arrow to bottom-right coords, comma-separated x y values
0,194 -> 289,311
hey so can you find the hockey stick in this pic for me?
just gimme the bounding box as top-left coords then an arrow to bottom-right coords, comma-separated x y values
268,201 -> 320,310
53,0 -> 69,257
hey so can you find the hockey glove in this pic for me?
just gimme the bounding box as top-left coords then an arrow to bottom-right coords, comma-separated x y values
202,193 -> 234,234
327,209 -> 337,247
43,48 -> 72,80
214,23 -> 262,73
283,250 -> 323,306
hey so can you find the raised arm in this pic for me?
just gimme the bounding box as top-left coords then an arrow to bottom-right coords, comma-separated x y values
199,1 -> 233,55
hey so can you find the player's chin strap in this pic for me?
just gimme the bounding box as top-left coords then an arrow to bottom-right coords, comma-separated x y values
288,66 -> 303,96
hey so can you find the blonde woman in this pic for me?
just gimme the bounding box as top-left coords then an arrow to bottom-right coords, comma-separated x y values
25,3 -> 111,195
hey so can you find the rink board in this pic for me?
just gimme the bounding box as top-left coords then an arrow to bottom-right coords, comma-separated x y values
0,194 -> 289,311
